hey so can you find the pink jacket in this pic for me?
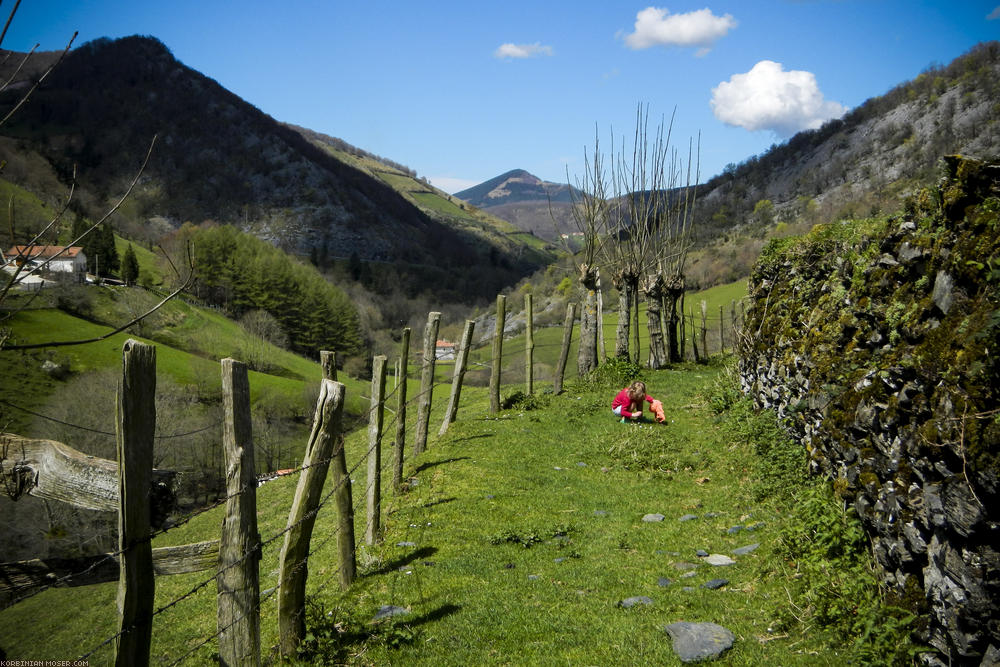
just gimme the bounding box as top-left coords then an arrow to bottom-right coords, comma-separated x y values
611,388 -> 653,418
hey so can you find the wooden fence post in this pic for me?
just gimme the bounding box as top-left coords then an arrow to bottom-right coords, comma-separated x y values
278,379 -> 345,658
679,293 -> 687,360
525,294 -> 534,395
700,301 -> 708,359
217,358 -> 261,667
321,357 -> 355,591
366,355 -> 387,546
490,295 -> 505,414
413,312 -> 440,456
553,303 -> 575,395
320,350 -> 337,381
115,339 -> 156,667
690,308 -> 701,363
719,304 -> 725,354
596,269 -> 606,362
439,320 -> 475,436
393,328 -> 410,493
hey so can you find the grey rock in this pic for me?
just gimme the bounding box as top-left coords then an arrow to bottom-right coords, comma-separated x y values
643,513 -> 665,522
679,514 -> 699,522
664,621 -> 735,663
702,578 -> 729,590
374,605 -> 410,620
695,549 -> 709,558
727,526 -> 743,535
732,543 -> 760,556
577,462 -> 587,467
553,557 -> 566,563
680,571 -> 697,579
673,562 -> 699,571
705,554 -> 736,566
593,510 -> 608,516
527,574 -> 540,580
657,577 -> 672,587
932,271 -> 955,315
396,541 -> 417,547
619,596 -> 654,608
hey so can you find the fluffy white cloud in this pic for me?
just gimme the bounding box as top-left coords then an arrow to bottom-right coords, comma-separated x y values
710,60 -> 847,137
623,7 -> 736,54
494,42 -> 553,59
988,6 -> 1000,20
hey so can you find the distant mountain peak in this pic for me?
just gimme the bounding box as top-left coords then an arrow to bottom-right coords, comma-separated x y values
454,169 -> 574,208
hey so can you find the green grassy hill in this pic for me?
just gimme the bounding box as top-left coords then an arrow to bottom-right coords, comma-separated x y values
0,349 -> 911,664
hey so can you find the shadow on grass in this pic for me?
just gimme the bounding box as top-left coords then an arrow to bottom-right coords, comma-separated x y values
403,602 -> 462,628
369,546 -> 438,576
421,496 -> 456,509
412,456 -> 471,474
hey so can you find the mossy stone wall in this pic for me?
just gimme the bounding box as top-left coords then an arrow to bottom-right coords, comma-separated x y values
740,156 -> 999,663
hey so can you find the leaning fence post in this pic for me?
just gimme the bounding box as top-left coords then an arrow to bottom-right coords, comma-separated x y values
490,295 -> 506,414
553,303 -> 575,395
115,339 -> 156,667
439,319 -> 475,436
366,355 -> 387,545
393,328 -> 410,493
217,358 -> 261,667
320,357 -> 355,591
413,312 -> 441,456
525,294 -> 534,395
278,378 -> 345,658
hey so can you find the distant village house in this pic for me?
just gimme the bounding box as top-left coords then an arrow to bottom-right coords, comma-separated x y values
435,339 -> 456,360
2,245 -> 88,286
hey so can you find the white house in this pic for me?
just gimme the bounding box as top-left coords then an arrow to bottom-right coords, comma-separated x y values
4,245 -> 88,282
435,339 -> 456,361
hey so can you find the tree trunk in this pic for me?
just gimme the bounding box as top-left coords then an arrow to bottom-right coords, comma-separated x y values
664,273 -> 685,363
643,275 -> 668,369
577,264 -> 599,376
613,271 -> 632,360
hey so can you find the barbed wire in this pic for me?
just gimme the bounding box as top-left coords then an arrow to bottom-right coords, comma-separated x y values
0,398 -> 219,440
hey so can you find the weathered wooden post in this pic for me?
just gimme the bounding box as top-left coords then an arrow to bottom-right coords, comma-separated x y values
525,294 -> 534,395
393,328 -> 410,493
596,268 -> 606,362
115,339 -> 156,667
490,295 -> 505,414
553,303 -> 575,395
321,356 -> 355,591
365,355 -> 387,546
217,358 -> 261,667
679,292 -> 687,360
439,320 -> 475,436
719,304 -> 725,354
413,312 -> 440,456
690,308 -> 701,363
278,378 -> 345,658
700,301 -> 708,359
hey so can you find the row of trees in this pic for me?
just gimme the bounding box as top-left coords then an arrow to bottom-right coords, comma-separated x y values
567,106 -> 699,373
171,223 -> 363,359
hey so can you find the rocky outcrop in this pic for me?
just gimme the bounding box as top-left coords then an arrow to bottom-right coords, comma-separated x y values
739,156 -> 1000,664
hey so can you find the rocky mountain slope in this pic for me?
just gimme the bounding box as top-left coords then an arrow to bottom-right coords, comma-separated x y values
454,169 -> 578,241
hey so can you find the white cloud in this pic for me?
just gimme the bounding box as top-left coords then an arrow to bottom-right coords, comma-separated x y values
623,7 -> 737,54
710,60 -> 847,137
988,6 -> 1000,20
494,42 -> 553,59
429,176 -> 480,194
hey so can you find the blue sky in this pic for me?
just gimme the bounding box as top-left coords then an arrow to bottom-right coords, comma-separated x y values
4,1 -> 999,193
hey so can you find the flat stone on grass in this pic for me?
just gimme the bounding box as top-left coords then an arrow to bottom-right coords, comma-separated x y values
619,596 -> 654,609
732,543 -> 760,556
643,513 -> 665,522
374,605 -> 410,621
702,578 -> 729,590
664,621 -> 735,663
705,554 -> 736,566
679,514 -> 699,522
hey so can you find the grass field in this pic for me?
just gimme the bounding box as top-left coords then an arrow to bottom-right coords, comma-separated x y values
0,354 -> 873,665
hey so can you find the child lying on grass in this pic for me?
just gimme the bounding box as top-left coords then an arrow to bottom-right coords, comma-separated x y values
611,380 -> 666,423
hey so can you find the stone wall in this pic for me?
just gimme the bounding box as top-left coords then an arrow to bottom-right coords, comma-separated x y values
739,156 -> 999,664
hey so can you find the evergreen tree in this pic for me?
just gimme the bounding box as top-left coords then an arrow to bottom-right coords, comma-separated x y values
121,243 -> 139,285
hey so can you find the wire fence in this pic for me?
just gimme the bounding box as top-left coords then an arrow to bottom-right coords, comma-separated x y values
0,293 -> 747,663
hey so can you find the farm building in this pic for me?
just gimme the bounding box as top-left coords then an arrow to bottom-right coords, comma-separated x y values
3,245 -> 88,282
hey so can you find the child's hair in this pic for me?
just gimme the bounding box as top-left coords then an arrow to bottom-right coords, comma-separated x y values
627,381 -> 647,401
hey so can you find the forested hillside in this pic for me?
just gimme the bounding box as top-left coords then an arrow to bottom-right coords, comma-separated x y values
0,36 -> 552,304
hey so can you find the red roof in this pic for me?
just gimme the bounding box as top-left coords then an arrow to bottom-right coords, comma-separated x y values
6,245 -> 84,260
